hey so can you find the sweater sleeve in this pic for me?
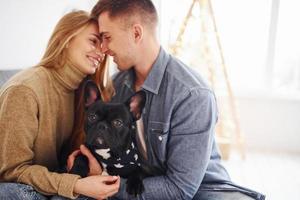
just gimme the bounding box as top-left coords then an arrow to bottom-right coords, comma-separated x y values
0,85 -> 80,199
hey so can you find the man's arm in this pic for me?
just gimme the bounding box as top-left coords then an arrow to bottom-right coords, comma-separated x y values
113,89 -> 218,200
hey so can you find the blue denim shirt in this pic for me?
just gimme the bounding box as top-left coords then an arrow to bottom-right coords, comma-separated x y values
111,47 -> 231,200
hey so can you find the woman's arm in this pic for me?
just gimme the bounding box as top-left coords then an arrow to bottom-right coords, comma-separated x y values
74,175 -> 120,199
0,85 -> 80,198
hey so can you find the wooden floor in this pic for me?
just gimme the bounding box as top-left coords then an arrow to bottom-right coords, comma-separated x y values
222,149 -> 300,200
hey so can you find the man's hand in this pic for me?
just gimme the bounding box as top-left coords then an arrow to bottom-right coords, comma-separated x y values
67,145 -> 102,176
67,149 -> 81,172
74,175 -> 120,199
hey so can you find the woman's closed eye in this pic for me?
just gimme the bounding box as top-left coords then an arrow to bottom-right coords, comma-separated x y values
89,37 -> 101,47
90,38 -> 97,44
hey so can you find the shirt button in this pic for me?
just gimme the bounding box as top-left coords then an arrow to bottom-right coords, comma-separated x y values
158,136 -> 163,141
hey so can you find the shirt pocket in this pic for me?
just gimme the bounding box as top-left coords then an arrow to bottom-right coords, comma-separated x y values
148,121 -> 169,163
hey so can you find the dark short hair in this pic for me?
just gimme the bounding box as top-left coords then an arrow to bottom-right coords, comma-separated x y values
91,0 -> 158,28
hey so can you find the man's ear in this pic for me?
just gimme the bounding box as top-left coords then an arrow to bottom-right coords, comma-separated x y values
132,24 -> 143,43
83,80 -> 102,108
125,90 -> 146,121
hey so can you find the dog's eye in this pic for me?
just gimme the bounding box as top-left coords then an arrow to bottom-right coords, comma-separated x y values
88,113 -> 98,123
112,119 -> 123,128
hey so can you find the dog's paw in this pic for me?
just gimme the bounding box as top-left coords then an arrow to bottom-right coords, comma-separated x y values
126,177 -> 144,196
69,155 -> 89,177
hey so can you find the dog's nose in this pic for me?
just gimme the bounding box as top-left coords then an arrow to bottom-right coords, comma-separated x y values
97,123 -> 108,131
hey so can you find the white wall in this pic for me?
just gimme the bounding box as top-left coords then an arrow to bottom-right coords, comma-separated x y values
0,0 -> 160,70
0,0 -> 98,70
236,94 -> 300,153
218,92 -> 300,154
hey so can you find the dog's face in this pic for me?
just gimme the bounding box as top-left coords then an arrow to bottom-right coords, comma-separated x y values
85,101 -> 133,155
83,81 -> 146,157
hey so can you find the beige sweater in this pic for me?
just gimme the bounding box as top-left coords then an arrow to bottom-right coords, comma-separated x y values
0,65 -> 86,198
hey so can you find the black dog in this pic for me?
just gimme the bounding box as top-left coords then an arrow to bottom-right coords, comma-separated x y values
69,80 -> 159,196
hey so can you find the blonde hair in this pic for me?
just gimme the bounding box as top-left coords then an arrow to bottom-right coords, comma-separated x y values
38,10 -> 93,68
37,10 -> 115,153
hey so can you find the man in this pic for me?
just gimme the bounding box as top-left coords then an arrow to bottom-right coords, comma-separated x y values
91,0 -> 265,199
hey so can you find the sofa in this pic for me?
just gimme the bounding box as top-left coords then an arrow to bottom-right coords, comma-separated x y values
0,70 -> 20,87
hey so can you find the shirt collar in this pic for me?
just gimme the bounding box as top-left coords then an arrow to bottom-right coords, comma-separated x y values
142,47 -> 169,94
121,47 -> 170,95
123,69 -> 135,92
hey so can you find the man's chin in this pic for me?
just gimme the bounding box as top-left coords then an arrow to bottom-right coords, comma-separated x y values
117,65 -> 130,71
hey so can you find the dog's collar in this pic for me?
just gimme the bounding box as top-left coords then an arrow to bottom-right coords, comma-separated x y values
95,141 -> 141,170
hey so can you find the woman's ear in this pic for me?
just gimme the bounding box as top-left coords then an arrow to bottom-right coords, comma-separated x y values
83,80 -> 102,108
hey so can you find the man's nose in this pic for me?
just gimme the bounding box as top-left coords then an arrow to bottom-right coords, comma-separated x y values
101,42 -> 109,54
95,49 -> 104,62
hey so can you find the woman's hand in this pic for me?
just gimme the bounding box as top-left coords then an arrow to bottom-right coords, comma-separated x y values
67,145 -> 102,176
74,175 -> 120,200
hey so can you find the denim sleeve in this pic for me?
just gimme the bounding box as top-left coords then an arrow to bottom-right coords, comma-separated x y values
112,89 -> 218,200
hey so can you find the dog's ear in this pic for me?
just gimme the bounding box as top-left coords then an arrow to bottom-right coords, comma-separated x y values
83,80 -> 102,108
125,90 -> 146,121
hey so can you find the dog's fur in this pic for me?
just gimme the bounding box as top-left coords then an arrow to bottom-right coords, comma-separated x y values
69,80 -> 160,196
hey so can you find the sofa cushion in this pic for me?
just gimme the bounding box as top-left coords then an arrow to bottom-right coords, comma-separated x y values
0,70 -> 20,88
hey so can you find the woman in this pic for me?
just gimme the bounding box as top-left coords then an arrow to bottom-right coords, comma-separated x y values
0,10 -> 119,200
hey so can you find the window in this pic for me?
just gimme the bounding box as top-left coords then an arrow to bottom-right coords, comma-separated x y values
273,0 -> 300,95
158,0 -> 300,96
